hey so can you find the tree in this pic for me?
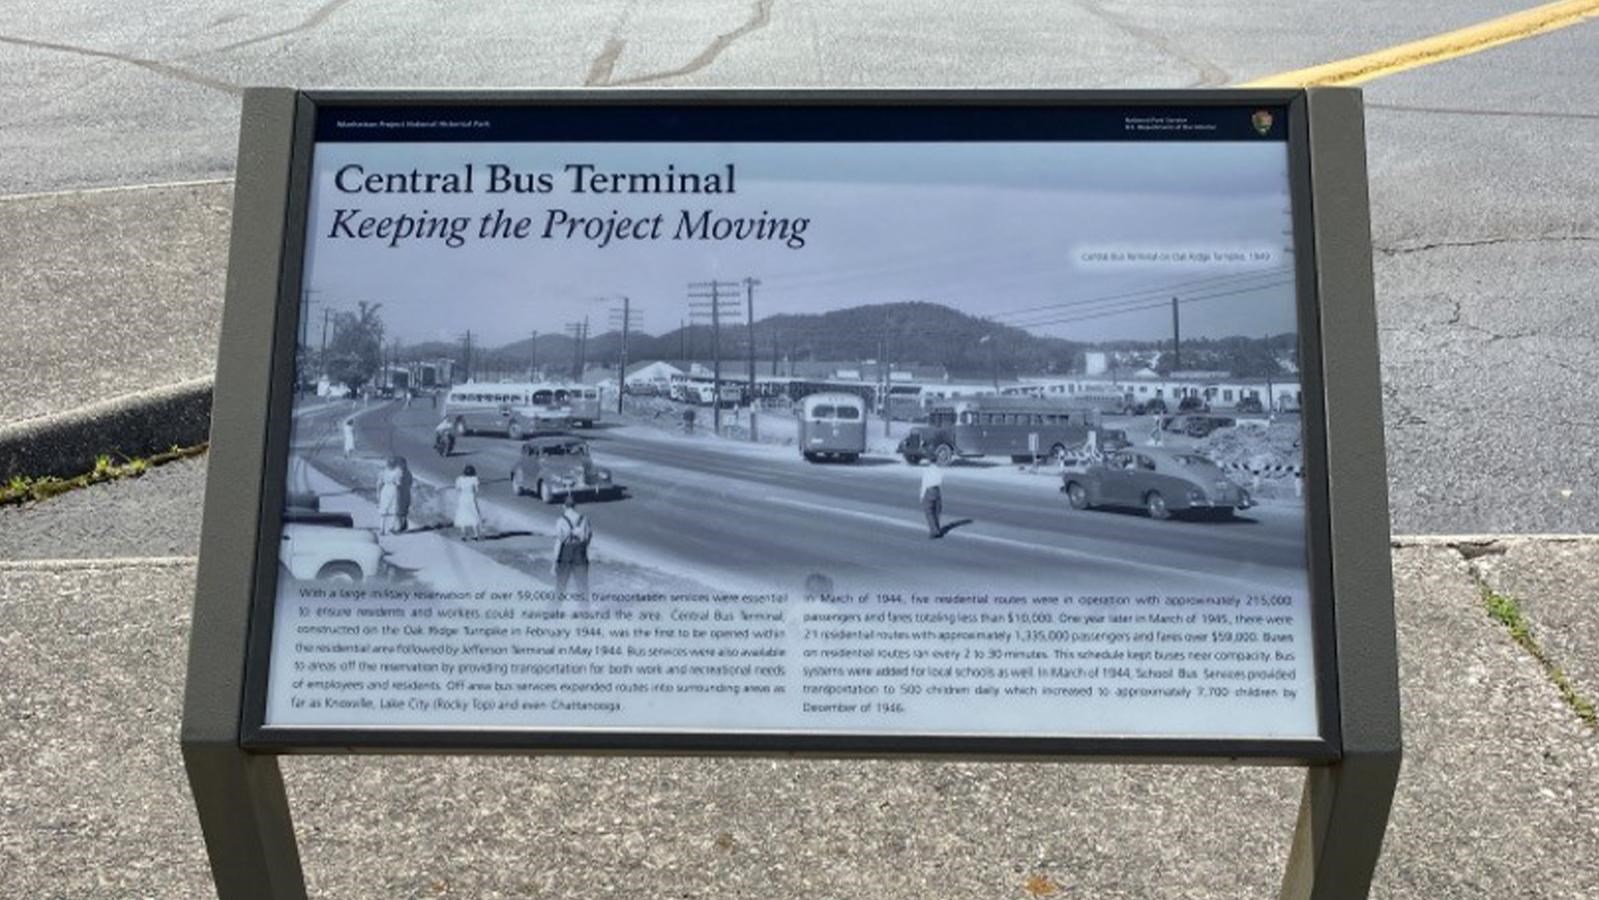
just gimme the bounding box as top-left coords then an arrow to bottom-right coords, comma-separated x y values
324,301 -> 384,391
1227,342 -> 1283,378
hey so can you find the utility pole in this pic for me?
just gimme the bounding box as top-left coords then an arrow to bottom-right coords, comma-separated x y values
743,276 -> 761,442
298,289 -> 321,356
879,337 -> 889,438
565,321 -> 584,381
319,308 -> 332,377
1264,332 -> 1275,417
679,319 -> 687,364
529,330 -> 538,380
610,297 -> 632,415
881,326 -> 894,437
771,332 -> 779,376
462,330 -> 473,383
688,280 -> 742,436
1172,296 -> 1181,373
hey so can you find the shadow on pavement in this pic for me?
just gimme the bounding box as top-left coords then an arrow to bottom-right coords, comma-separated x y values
938,518 -> 975,537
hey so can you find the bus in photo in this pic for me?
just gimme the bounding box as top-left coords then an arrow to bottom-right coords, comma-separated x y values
795,393 -> 867,463
896,396 -> 1108,466
885,384 -> 929,421
555,384 -> 602,427
444,382 -> 570,439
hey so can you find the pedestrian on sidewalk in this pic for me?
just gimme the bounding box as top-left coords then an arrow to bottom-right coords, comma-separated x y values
377,457 -> 402,534
396,457 -> 413,532
342,417 -> 356,458
920,462 -> 944,539
553,495 -> 592,601
454,464 -> 483,541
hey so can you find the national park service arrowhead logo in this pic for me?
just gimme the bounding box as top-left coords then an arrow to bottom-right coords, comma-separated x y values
1251,109 -> 1275,136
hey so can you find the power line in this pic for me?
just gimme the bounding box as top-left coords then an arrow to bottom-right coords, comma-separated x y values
1009,278 -> 1296,330
688,280 -> 743,435
990,267 -> 1294,323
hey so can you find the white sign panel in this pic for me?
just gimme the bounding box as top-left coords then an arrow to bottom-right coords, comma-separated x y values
261,103 -> 1322,744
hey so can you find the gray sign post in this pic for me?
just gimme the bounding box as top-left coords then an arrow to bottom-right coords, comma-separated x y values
181,87 -> 1398,900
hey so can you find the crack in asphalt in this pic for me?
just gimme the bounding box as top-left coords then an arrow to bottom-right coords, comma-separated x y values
0,34 -> 240,96
1388,296 -> 1543,344
1072,0 -> 1230,87
212,0 -> 365,53
584,37 -> 628,86
1381,383 -> 1429,427
587,0 -> 777,87
1443,295 -> 1538,343
1376,234 -> 1599,255
1368,101 -> 1599,122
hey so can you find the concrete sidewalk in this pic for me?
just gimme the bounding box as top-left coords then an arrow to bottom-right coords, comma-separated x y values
1,544 -> 1594,899
0,182 -> 230,426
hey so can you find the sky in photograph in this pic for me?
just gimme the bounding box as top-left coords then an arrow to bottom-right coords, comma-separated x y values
300,139 -> 1298,349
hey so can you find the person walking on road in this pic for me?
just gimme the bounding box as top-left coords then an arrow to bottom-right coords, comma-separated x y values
920,463 -> 944,539
553,494 -> 592,601
454,464 -> 483,541
342,417 -> 356,458
396,457 -> 414,532
377,457 -> 402,534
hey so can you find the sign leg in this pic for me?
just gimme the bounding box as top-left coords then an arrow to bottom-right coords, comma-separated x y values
183,744 -> 308,900
1279,752 -> 1401,900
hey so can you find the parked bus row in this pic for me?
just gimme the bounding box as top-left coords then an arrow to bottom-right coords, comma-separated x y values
794,393 -> 1123,467
795,392 -> 1254,521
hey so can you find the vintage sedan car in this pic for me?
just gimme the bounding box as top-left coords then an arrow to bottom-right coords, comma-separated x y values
511,435 -> 615,503
1061,447 -> 1251,520
279,508 -> 386,582
1124,397 -> 1169,417
1163,414 -> 1237,438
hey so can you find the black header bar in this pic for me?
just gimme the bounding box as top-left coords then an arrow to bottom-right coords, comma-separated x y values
315,103 -> 1289,144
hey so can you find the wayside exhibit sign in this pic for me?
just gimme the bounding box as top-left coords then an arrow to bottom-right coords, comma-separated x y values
182,89 -> 1400,900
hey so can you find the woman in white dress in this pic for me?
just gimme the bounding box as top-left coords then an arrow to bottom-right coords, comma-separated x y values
376,458 -> 401,534
454,464 -> 483,540
341,418 -> 356,458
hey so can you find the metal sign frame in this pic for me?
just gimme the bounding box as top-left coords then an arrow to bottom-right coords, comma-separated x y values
181,88 -> 1399,900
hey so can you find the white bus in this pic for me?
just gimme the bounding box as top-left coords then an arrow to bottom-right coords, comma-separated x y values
443,382 -> 572,439
561,384 -> 602,427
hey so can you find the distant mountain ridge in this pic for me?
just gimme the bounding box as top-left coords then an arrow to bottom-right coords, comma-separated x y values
397,301 -> 1288,380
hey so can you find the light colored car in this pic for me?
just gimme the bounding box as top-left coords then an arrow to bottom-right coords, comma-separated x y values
1061,447 -> 1251,520
279,514 -> 386,582
511,435 -> 615,503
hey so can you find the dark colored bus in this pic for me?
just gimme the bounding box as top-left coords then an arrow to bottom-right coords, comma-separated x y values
896,396 -> 1102,466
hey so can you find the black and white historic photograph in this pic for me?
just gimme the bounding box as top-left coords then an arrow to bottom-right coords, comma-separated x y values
282,137 -> 1309,600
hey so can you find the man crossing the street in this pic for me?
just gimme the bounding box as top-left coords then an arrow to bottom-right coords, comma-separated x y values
553,495 -> 593,601
920,462 -> 944,539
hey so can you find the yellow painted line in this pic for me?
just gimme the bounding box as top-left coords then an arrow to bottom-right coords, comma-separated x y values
1244,0 -> 1599,86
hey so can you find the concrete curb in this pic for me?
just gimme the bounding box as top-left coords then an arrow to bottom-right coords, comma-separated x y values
0,377 -> 213,480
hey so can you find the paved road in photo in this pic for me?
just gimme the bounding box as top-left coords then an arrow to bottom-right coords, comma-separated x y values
295,400 -> 1309,594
